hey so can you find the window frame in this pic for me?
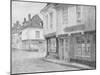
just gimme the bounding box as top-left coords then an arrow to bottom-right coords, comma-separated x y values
76,6 -> 81,23
45,15 -> 48,29
75,35 -> 91,58
49,12 -> 53,28
62,7 -> 68,24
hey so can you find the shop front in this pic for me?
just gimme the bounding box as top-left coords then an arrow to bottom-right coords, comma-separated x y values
70,31 -> 96,67
57,31 -> 96,67
58,34 -> 70,62
59,25 -> 96,67
46,37 -> 59,59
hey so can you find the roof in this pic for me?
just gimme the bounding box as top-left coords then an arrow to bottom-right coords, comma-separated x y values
40,3 -> 56,13
40,3 -> 75,13
22,15 -> 43,30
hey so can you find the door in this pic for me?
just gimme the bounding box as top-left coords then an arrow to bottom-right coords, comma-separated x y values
59,38 -> 64,60
64,39 -> 69,62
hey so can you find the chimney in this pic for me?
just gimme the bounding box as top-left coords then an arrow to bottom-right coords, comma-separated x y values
24,18 -> 26,22
28,14 -> 31,21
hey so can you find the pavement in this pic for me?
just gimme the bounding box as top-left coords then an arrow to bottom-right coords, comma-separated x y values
12,49 -> 80,74
43,58 -> 93,70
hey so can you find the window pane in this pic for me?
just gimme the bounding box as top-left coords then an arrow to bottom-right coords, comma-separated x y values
75,44 -> 82,56
85,43 -> 91,56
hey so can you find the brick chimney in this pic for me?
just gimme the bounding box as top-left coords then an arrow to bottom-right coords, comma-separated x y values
28,14 -> 31,21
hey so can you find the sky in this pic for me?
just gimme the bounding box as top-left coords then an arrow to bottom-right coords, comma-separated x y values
12,1 -> 47,26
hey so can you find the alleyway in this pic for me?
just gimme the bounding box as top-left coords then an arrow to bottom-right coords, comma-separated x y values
12,49 -> 79,74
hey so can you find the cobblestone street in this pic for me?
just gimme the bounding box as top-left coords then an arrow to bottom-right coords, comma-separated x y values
12,49 -> 79,74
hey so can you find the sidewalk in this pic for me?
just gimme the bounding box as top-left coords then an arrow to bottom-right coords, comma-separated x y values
43,58 -> 94,70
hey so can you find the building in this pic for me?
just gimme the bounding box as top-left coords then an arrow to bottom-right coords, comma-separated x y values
41,4 -> 58,58
41,4 -> 96,67
21,14 -> 45,52
12,21 -> 22,49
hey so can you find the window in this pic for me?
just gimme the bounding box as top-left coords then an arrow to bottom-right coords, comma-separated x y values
35,31 -> 40,38
75,36 -> 91,57
63,7 -> 68,24
50,12 -> 53,28
76,6 -> 81,22
48,38 -> 56,52
46,15 -> 48,29
51,38 -> 56,52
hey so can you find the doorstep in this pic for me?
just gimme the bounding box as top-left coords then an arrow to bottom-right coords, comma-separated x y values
43,58 -> 94,69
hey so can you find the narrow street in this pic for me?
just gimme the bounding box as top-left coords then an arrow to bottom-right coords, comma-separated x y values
12,49 -> 79,74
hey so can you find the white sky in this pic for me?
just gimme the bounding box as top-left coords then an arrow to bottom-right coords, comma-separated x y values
12,1 -> 46,25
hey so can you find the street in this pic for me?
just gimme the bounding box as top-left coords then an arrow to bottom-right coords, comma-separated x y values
12,49 -> 79,74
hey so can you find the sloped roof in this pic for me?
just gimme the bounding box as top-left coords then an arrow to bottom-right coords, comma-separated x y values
22,15 -> 43,30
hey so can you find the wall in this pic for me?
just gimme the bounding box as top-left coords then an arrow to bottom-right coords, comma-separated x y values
56,5 -> 78,35
56,5 -> 96,36
21,28 -> 44,40
42,4 -> 57,36
82,6 -> 96,31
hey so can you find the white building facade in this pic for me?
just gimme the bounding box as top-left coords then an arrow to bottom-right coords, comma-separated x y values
19,14 -> 46,53
41,4 -> 96,67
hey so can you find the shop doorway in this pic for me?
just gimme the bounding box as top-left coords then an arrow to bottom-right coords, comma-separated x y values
59,38 -> 64,60
59,38 -> 69,62
64,39 -> 70,62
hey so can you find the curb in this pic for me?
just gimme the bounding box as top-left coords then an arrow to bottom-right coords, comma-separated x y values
42,58 -> 93,70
